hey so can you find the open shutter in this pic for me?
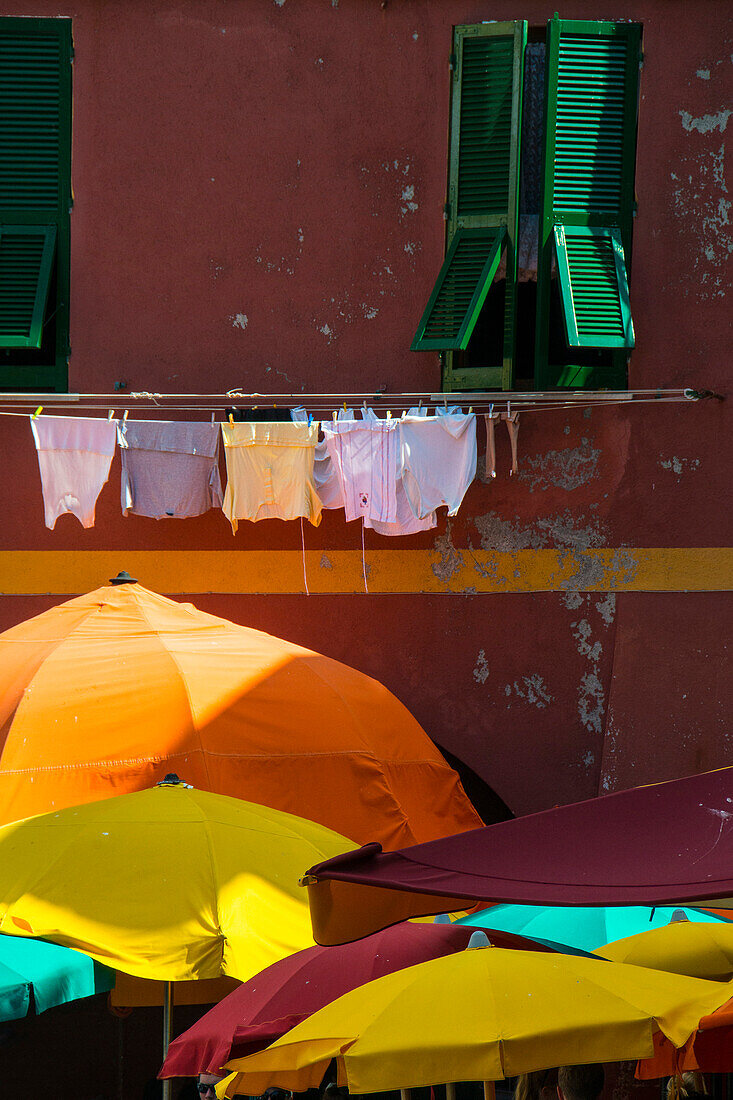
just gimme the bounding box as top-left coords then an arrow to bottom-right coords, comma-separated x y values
536,18 -> 641,384
554,225 -> 633,347
0,225 -> 56,347
0,19 -> 71,385
411,228 -> 503,351
412,22 -> 526,388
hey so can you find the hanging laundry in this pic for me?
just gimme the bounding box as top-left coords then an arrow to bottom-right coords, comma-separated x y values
398,407 -> 477,519
30,415 -> 117,530
322,415 -> 399,525
484,409 -> 500,479
117,420 -> 223,520
502,410 -> 520,475
292,406 -> 350,511
363,408 -> 436,537
221,420 -> 322,532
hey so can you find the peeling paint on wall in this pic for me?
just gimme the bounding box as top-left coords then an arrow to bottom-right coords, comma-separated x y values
504,674 -> 554,709
680,109 -> 732,134
519,438 -> 601,492
474,510 -> 607,552
432,522 -> 464,580
473,649 -> 489,684
670,65 -> 732,300
230,313 -> 248,329
658,455 -> 701,479
566,594 -> 617,743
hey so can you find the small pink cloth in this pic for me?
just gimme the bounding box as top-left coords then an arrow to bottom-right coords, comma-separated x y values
31,415 -> 117,529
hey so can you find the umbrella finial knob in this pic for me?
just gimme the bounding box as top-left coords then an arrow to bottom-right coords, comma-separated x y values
156,774 -> 193,789
467,930 -> 491,950
669,909 -> 690,923
433,913 -> 452,924
110,570 -> 137,585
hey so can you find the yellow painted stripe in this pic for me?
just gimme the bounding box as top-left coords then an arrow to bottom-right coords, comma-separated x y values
0,549 -> 731,595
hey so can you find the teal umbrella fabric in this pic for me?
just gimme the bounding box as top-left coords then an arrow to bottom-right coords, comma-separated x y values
0,934 -> 114,1021
456,905 -> 731,953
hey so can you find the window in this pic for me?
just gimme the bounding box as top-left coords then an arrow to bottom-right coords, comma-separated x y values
0,18 -> 72,392
412,16 -> 641,392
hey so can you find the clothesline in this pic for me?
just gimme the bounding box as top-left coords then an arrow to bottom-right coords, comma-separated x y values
0,387 -> 716,419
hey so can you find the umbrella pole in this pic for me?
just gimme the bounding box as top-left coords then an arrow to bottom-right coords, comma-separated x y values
162,981 -> 173,1100
483,1083 -> 496,1100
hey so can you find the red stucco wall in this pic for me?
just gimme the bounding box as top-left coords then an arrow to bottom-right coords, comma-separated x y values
0,0 -> 731,818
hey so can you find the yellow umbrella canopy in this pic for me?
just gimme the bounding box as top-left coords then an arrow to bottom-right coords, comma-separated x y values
599,921 -> 733,981
0,778 -> 352,983
218,943 -> 733,1097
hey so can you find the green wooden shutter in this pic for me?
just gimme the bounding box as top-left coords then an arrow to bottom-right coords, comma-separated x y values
412,22 -> 526,388
411,228 -> 504,351
554,225 -> 634,347
536,18 -> 641,385
0,19 -> 71,386
0,225 -> 56,347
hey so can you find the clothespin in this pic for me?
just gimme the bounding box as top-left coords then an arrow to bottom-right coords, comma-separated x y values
468,406 -> 473,414
107,409 -> 115,420
123,409 -> 129,422
32,406 -> 43,420
210,411 -> 215,423
443,394 -> 448,410
418,398 -> 423,411
228,412 -> 234,427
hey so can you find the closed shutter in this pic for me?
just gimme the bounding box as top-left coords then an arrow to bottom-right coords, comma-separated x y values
0,18 -> 71,383
412,21 -> 525,386
536,17 -> 640,379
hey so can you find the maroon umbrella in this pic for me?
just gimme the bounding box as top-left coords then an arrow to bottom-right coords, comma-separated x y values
303,766 -> 733,945
159,920 -> 560,1077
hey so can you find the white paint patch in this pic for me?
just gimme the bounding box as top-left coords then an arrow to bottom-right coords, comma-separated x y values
231,313 -> 248,329
319,322 -> 334,343
404,241 -> 421,255
273,0 -> 285,6
473,649 -> 489,684
413,31 -> 419,41
697,69 -> 711,80
680,109 -> 732,134
361,303 -> 379,320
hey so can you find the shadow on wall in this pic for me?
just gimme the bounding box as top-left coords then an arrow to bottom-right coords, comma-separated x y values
436,743 -> 514,825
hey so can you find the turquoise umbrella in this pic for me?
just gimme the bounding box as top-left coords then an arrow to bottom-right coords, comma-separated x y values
456,905 -> 731,953
0,934 -> 113,1021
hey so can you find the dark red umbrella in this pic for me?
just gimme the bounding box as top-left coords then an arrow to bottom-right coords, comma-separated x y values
303,767 -> 733,945
159,920 -> 559,1077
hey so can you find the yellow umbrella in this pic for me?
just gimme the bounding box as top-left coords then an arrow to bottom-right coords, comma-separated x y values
599,921 -> 733,980
217,942 -> 733,1097
0,777 -> 352,983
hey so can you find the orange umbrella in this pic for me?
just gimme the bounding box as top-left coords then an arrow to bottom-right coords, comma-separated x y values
0,579 -> 481,847
636,996 -> 733,1078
